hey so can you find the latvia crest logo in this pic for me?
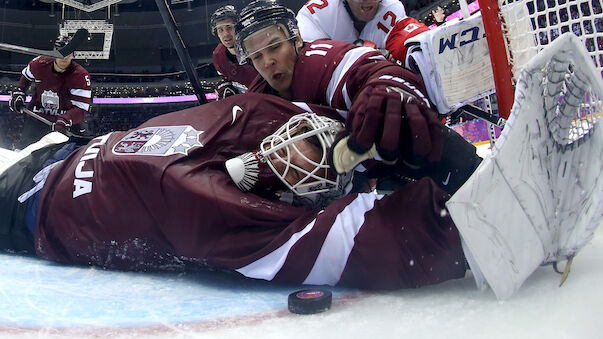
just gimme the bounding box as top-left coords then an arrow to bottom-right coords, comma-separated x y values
112,125 -> 203,156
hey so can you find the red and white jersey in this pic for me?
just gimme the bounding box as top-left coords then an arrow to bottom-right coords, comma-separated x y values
248,39 -> 430,112
19,56 -> 91,124
296,0 -> 407,48
34,93 -> 464,289
212,44 -> 259,95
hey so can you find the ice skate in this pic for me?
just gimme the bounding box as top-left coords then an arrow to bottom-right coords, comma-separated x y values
446,34 -> 603,300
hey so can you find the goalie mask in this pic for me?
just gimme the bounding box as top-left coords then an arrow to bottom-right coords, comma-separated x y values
234,0 -> 299,65
226,113 -> 353,209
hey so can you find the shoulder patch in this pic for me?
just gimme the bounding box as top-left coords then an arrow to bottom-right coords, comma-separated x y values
112,126 -> 203,156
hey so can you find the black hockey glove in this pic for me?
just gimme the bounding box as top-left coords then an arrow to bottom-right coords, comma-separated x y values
52,116 -> 72,133
9,90 -> 25,113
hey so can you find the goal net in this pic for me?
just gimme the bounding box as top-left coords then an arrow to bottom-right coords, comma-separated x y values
481,0 -> 603,117
408,0 -> 602,120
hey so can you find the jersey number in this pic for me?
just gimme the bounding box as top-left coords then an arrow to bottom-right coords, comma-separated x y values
377,11 -> 397,34
306,0 -> 329,15
304,43 -> 333,57
85,75 -> 91,87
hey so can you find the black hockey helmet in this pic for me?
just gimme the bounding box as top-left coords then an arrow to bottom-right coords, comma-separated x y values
210,5 -> 239,36
234,0 -> 298,64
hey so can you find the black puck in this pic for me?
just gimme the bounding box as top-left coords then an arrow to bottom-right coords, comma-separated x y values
288,289 -> 332,314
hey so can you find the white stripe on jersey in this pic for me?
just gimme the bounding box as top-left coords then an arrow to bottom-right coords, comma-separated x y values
326,47 -> 386,108
71,88 -> 92,98
71,100 -> 90,111
302,192 -> 384,285
235,219 -> 316,280
291,102 -> 314,113
22,65 -> 34,81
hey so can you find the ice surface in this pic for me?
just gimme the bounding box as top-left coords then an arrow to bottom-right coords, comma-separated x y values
1,230 -> 601,338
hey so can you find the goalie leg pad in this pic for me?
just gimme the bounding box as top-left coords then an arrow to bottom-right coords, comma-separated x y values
446,33 -> 603,299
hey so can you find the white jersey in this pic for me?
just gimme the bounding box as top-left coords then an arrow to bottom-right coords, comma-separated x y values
296,0 -> 407,48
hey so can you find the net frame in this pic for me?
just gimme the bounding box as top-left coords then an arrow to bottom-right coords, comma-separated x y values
476,0 -> 603,118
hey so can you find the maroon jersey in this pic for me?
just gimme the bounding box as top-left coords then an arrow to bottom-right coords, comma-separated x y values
248,39 -> 430,111
34,93 -> 464,289
212,44 -> 258,97
19,56 -> 91,124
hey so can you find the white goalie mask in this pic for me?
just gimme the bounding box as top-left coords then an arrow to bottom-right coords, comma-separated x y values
226,113 -> 353,208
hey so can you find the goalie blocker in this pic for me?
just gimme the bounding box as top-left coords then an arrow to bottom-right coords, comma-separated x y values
446,33 -> 603,299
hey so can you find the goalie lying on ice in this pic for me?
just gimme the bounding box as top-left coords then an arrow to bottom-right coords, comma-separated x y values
0,34 -> 601,299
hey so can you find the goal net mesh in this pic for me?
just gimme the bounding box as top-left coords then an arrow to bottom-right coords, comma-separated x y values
497,0 -> 602,82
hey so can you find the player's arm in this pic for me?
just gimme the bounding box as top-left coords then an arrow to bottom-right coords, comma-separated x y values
57,70 -> 91,131
328,52 -> 442,174
9,63 -> 35,113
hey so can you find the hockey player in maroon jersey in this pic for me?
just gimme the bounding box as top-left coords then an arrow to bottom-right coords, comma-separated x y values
0,92 -> 465,291
0,86 -> 600,299
8,34 -> 92,149
236,0 -> 480,195
211,5 -> 259,99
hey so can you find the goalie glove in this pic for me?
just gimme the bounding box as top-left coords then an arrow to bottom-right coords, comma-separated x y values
51,116 -> 72,133
329,133 -> 378,174
335,84 -> 443,173
9,90 -> 25,113
385,17 -> 430,63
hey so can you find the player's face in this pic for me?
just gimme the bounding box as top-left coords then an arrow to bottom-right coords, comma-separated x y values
268,136 -> 329,187
216,18 -> 236,49
244,25 -> 301,99
53,55 -> 73,72
347,0 -> 381,22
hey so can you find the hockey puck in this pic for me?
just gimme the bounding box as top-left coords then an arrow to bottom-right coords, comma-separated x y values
288,289 -> 332,314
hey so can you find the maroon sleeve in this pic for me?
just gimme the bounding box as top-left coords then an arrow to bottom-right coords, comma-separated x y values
278,39 -> 432,110
17,58 -> 36,90
17,76 -> 31,92
61,63 -> 91,124
212,44 -> 226,77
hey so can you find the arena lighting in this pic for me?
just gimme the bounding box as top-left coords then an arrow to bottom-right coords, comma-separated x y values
60,20 -> 113,59
92,93 -> 217,104
51,0 -> 123,12
0,93 -> 217,103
